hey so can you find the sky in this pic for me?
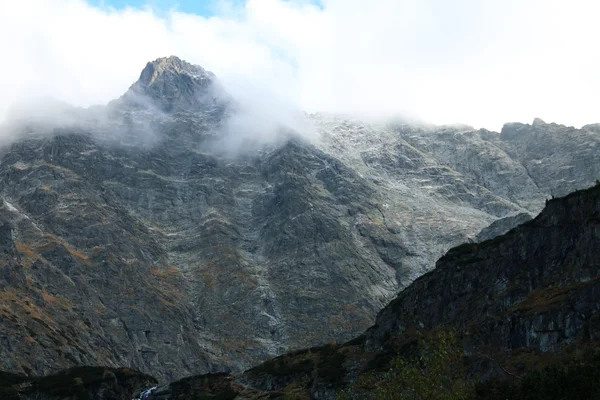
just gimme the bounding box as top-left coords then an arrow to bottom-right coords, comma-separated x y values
0,0 -> 599,131
88,0 -> 223,16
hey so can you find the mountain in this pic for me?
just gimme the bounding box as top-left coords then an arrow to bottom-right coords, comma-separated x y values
474,212 -> 532,242
0,56 -> 599,382
5,182 -> 598,399
119,56 -> 221,113
137,182 -> 600,399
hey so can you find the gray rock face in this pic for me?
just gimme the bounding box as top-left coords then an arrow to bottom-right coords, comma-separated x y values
0,57 -> 599,382
86,183 -> 600,400
120,56 -> 221,113
366,183 -> 600,356
474,212 -> 532,242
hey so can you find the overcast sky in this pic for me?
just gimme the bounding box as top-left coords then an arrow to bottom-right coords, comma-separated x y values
1,0 -> 599,130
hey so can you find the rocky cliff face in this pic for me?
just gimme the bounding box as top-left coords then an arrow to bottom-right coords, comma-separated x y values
135,183 -> 598,400
0,56 -> 599,382
120,56 -> 221,113
474,212 -> 532,242
365,182 -> 600,354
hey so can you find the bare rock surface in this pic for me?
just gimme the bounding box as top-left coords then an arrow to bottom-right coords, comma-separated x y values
0,56 -> 599,381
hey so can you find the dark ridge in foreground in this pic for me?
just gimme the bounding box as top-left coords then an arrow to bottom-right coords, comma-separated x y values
3,182 -> 599,399
0,367 -> 155,400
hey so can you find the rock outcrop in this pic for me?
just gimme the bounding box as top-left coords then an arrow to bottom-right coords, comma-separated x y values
366,183 -> 600,355
120,56 -> 221,113
474,212 -> 532,242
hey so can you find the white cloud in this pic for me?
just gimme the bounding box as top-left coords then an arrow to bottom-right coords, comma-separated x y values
1,0 -> 599,131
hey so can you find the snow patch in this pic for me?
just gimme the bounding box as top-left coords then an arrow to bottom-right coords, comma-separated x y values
4,200 -> 18,213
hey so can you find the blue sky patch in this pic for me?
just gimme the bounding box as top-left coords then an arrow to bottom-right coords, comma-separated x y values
88,0 -> 220,16
89,0 -> 324,16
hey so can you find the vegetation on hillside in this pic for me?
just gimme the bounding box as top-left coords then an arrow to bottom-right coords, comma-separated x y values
337,331 -> 600,400
338,331 -> 474,400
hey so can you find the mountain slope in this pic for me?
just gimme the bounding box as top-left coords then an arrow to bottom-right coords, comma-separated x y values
146,182 -> 599,399
0,56 -> 599,381
366,182 -> 600,354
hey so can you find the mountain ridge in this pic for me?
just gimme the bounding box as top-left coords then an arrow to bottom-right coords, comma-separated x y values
3,182 -> 598,399
0,56 -> 599,382
191,181 -> 600,399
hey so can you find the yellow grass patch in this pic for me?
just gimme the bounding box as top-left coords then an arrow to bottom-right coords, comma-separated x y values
158,296 -> 175,308
15,242 -> 36,259
41,289 -> 57,305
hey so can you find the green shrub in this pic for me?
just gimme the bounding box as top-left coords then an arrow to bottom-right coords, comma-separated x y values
339,330 -> 474,400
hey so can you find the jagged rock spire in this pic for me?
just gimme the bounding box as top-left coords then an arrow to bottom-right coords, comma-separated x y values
123,56 -> 220,113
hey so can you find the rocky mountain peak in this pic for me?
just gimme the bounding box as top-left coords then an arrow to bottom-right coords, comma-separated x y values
123,55 -> 219,113
137,56 -> 214,87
